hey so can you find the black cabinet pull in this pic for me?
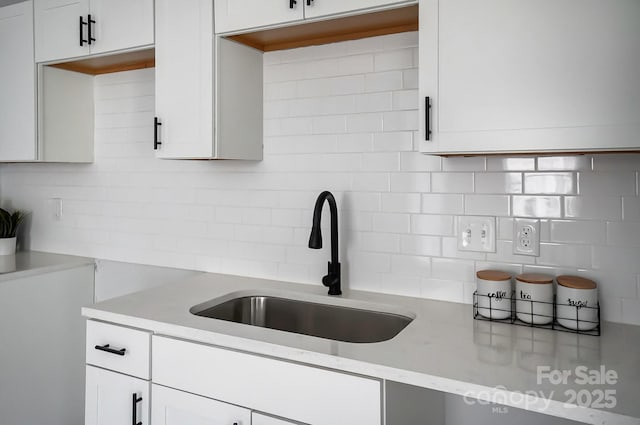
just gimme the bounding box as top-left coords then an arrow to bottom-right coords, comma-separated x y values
79,16 -> 88,46
94,344 -> 126,356
425,96 -> 432,141
132,393 -> 143,425
289,0 -> 297,8
307,0 -> 313,5
154,117 -> 162,150
87,14 -> 96,45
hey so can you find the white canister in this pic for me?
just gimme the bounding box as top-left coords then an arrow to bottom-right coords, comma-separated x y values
476,270 -> 512,319
556,275 -> 598,331
515,273 -> 554,324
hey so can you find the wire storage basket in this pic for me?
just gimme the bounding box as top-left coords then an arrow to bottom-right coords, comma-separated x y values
473,291 -> 600,336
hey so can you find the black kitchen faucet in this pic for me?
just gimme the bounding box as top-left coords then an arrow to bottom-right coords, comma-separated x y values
308,191 -> 341,295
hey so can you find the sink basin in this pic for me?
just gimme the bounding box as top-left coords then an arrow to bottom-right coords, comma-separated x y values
190,295 -> 413,343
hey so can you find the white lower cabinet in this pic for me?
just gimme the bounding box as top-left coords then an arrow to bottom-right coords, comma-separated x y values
85,365 -> 150,425
152,336 -> 382,425
152,384 -> 251,425
252,413 -> 297,425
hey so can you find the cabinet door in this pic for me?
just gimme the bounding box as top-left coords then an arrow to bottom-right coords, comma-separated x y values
419,0 -> 640,155
85,366 -> 149,425
152,384 -> 251,425
304,0 -> 413,19
34,0 -> 90,62
252,413 -> 298,425
89,0 -> 154,55
214,0 -> 303,34
0,1 -> 36,161
155,0 -> 214,158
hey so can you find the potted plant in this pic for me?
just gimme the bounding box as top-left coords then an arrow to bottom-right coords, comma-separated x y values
0,207 -> 25,255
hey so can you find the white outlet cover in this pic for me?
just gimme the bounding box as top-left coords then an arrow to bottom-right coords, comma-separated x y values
513,218 -> 540,256
457,216 -> 496,253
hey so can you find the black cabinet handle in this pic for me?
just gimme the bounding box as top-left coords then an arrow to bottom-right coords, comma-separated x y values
132,393 -> 142,425
87,14 -> 96,45
425,96 -> 432,141
94,344 -> 126,356
307,0 -> 313,5
79,16 -> 88,46
289,0 -> 297,8
154,117 -> 162,150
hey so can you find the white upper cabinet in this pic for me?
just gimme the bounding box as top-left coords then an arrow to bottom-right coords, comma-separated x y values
419,0 -> 640,155
0,1 -> 36,161
156,0 -> 263,160
304,0 -> 413,19
214,0 -> 303,34
34,0 -> 154,63
215,0 -> 414,34
34,0 -> 89,62
86,0 -> 154,56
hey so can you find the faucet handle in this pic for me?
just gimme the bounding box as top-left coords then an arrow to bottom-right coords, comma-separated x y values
322,261 -> 342,295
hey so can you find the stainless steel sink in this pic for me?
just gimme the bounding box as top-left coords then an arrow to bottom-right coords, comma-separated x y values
191,295 -> 413,343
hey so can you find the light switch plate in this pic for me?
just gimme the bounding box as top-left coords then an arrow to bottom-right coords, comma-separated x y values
457,216 -> 496,253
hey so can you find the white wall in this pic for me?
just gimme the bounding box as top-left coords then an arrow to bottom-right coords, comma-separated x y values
2,32 -> 640,324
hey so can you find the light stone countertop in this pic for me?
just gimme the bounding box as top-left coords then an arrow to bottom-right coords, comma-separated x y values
0,251 -> 94,282
82,272 -> 640,425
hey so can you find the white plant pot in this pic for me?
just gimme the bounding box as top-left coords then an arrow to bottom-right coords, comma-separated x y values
0,237 -> 16,256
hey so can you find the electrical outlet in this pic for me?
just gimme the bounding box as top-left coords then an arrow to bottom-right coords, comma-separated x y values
513,218 -> 540,256
457,216 -> 496,253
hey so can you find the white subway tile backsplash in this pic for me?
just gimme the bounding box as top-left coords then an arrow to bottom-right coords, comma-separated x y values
400,234 -> 441,256
431,258 -> 475,282
465,195 -> 510,216
362,152 -> 400,171
564,196 -> 622,220
374,49 -> 414,72
607,222 -> 640,247
422,194 -> 464,214
578,172 -> 637,196
411,214 -> 454,236
391,254 -> 430,275
623,197 -> 640,221
382,193 -> 421,213
372,213 -> 410,234
622,299 -> 640,326
550,220 -> 606,244
365,70 -> 404,93
442,157 -> 486,172
486,157 -> 535,172
592,154 -> 640,171
537,156 -> 592,171
524,173 -> 575,194
389,172 -> 430,193
512,196 -> 562,218
355,92 -> 393,113
475,173 -> 522,194
400,151 -> 442,172
346,113 -> 383,133
2,34 -> 639,326
373,132 -> 413,152
420,278 -> 464,303
432,173 -> 474,193
537,243 -> 591,268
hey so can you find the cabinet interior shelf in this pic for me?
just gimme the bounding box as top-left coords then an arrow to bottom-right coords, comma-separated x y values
227,4 -> 418,52
49,48 -> 155,75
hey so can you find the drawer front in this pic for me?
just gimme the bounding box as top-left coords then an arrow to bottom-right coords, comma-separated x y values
153,336 -> 382,425
86,320 -> 151,379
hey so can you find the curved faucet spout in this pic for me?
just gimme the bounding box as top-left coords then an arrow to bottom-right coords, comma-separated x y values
308,191 -> 341,295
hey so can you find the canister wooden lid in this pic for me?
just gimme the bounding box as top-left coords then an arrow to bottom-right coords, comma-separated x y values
476,270 -> 512,281
557,275 -> 597,290
515,273 -> 554,284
